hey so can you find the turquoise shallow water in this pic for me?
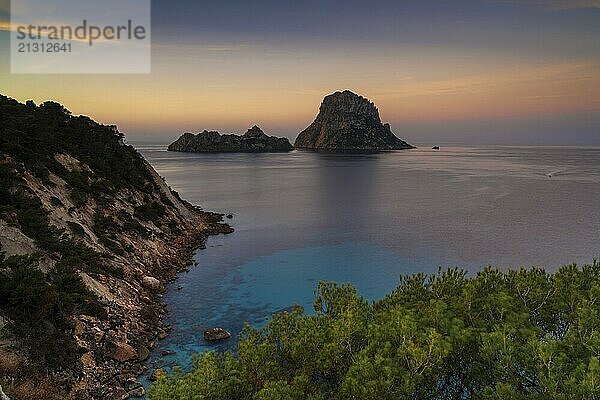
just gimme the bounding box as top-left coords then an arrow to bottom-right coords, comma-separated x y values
152,241 -> 452,370
134,145 -> 600,376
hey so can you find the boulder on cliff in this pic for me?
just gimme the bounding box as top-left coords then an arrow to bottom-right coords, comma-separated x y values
294,90 -> 414,152
103,340 -> 138,362
142,276 -> 161,290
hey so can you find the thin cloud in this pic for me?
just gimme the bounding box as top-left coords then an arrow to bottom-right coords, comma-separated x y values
524,94 -> 575,99
378,60 -> 600,99
154,43 -> 250,52
543,0 -> 600,9
0,21 -> 13,31
492,0 -> 600,10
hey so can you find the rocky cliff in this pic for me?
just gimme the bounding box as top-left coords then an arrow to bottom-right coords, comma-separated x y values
294,90 -> 414,152
0,95 -> 232,399
168,126 -> 293,153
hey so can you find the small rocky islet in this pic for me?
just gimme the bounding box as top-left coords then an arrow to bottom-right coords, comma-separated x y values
295,90 -> 414,152
203,327 -> 232,342
168,90 -> 415,153
168,125 -> 293,153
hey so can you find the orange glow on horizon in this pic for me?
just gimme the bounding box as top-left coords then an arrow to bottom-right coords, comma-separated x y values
1,37 -> 598,138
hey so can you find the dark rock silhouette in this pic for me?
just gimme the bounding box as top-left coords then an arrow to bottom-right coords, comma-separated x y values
168,126 -> 293,153
294,90 -> 414,152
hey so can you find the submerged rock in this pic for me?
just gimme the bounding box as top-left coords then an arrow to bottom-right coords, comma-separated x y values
204,327 -> 232,342
273,305 -> 304,316
294,90 -> 414,152
168,126 -> 293,153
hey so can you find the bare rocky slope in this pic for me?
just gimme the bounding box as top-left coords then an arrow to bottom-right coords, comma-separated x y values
294,90 -> 414,152
0,95 -> 232,399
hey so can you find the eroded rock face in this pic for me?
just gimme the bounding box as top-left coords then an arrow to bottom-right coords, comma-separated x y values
0,384 -> 10,400
294,90 -> 414,152
168,126 -> 293,153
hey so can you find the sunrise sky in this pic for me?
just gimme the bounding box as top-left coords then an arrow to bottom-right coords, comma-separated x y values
0,0 -> 599,144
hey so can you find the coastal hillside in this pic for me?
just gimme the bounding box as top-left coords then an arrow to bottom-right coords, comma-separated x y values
0,95 -> 232,399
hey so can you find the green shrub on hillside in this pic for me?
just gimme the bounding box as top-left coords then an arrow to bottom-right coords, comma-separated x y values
134,201 -> 166,222
0,254 -> 103,371
0,96 -> 156,194
150,264 -> 600,400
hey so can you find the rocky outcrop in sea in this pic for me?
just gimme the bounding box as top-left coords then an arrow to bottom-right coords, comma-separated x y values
294,90 -> 414,152
203,327 -> 232,342
168,126 -> 293,153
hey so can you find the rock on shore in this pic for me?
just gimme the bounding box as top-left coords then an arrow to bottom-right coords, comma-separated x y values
168,126 -> 293,153
294,90 -> 414,152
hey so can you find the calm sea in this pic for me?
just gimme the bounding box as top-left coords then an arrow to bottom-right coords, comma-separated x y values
134,144 -> 600,373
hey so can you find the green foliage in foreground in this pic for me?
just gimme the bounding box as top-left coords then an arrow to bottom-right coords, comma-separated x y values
150,264 -> 600,400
